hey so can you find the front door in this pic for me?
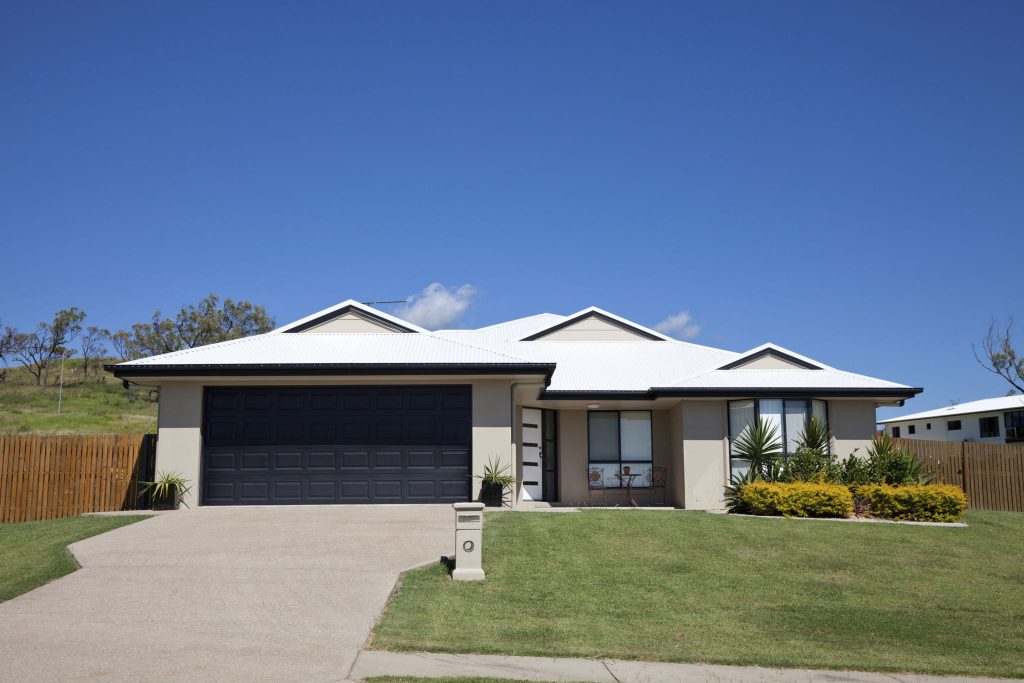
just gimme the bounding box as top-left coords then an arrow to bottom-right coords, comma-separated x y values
521,408 -> 544,501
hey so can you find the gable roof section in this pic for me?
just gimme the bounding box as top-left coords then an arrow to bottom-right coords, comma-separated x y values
108,330 -> 555,378
717,343 -> 830,370
878,395 -> 1024,423
275,300 -> 427,334
520,307 -> 671,341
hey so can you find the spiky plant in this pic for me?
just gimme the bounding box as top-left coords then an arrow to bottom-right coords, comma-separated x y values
732,418 -> 784,482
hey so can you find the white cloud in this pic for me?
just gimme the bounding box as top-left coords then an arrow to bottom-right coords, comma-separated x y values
394,283 -> 478,329
654,310 -> 701,340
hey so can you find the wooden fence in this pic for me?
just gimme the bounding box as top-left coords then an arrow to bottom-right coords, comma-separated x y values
0,434 -> 156,524
894,438 -> 1024,512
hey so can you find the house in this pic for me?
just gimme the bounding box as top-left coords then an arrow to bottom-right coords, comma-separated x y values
106,300 -> 921,509
879,395 -> 1024,444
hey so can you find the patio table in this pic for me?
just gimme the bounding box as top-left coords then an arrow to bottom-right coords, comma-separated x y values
613,471 -> 642,507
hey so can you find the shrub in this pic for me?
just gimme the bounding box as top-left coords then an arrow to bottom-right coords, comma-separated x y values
739,481 -> 853,518
783,445 -> 838,483
864,434 -> 932,485
855,484 -> 968,522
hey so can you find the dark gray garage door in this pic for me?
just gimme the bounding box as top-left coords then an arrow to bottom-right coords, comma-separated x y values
201,386 -> 472,505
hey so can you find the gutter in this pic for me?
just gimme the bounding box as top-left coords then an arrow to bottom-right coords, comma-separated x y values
104,362 -> 558,381
538,386 -> 924,401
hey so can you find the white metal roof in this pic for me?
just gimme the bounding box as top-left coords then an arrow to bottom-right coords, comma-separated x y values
878,395 -> 1024,423
111,300 -> 919,397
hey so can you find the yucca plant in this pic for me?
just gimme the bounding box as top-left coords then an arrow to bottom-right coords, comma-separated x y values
474,456 -> 517,507
784,417 -> 837,482
140,471 -> 192,510
732,418 -> 784,482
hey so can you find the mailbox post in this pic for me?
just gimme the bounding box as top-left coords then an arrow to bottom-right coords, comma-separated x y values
452,502 -> 485,581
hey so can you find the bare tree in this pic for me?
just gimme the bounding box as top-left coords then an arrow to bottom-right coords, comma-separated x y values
0,320 -> 17,383
80,326 -> 108,381
108,330 -> 133,361
974,317 -> 1024,395
13,308 -> 86,386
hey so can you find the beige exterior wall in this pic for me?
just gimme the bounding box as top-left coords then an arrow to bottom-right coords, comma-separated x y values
829,399 -> 877,459
679,400 -> 729,510
667,402 -> 685,506
154,383 -> 204,508
534,315 -> 650,341
471,380 -> 514,501
732,354 -> 807,370
298,311 -> 400,333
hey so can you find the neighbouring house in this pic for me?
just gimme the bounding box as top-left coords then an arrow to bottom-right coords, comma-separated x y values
879,395 -> 1024,445
106,300 -> 921,509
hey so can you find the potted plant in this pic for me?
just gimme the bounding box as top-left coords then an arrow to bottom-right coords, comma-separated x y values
141,471 -> 192,511
475,457 -> 517,507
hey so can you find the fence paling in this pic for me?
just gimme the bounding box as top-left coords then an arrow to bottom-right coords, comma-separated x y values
0,434 -> 156,524
894,438 -> 1024,512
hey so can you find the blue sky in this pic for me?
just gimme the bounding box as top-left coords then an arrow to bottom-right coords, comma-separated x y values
1,1 -> 1021,418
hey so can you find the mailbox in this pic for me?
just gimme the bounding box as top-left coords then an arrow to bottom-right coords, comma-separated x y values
452,501 -> 485,581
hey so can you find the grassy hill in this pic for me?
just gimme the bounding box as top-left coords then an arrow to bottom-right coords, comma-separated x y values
0,360 -> 157,435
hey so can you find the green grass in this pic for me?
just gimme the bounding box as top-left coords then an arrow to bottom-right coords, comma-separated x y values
372,510 -> 1024,678
0,515 -> 149,602
0,361 -> 156,434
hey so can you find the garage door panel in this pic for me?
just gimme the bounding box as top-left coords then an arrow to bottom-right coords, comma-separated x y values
341,451 -> 370,469
308,451 -> 337,469
202,386 -> 471,505
373,451 -> 403,469
274,451 -> 303,469
273,481 -> 303,501
407,450 -> 435,469
240,452 -> 269,470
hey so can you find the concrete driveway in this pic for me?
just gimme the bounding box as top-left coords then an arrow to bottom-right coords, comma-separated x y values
0,506 -> 453,682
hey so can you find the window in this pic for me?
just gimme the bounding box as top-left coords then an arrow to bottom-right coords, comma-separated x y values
1006,410 -> 1024,441
892,426 -> 901,438
979,416 -> 999,439
908,425 -> 916,435
588,411 -> 652,488
926,423 -> 931,430
947,420 -> 962,431
728,399 -> 828,478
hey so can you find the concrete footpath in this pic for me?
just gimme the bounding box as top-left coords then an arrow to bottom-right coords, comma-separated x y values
349,650 -> 1021,683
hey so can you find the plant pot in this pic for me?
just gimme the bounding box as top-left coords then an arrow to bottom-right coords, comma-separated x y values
479,480 -> 504,507
152,489 -> 180,511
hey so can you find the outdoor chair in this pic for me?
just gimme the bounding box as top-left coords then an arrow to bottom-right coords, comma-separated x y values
588,466 -> 607,506
647,466 -> 667,506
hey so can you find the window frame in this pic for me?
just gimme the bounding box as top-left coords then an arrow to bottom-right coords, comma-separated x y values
727,398 -> 829,475
892,426 -> 901,438
908,425 -> 916,435
1005,410 -> 1024,442
587,410 -> 654,488
947,419 -> 962,431
979,416 -> 1000,439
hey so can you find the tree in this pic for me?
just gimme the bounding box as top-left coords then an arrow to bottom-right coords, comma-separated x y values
0,320 -> 16,383
112,294 -> 274,360
974,317 -> 1024,395
80,326 -> 108,381
13,308 -> 86,386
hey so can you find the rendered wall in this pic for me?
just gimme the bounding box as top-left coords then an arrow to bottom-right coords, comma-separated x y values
830,400 -> 877,458
680,400 -> 728,510
154,383 -> 204,508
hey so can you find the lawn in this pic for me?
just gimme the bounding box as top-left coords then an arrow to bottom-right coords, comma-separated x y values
372,510 -> 1024,678
0,362 -> 157,434
0,515 -> 149,602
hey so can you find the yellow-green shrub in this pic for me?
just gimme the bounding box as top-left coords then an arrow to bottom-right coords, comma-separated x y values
855,484 -> 967,522
739,481 -> 853,518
